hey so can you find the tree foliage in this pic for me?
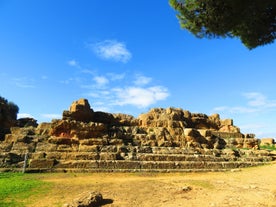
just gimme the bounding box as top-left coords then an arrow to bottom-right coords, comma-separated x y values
169,0 -> 276,49
0,96 -> 19,127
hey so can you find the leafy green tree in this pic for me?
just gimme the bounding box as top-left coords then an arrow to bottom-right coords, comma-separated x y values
169,0 -> 276,49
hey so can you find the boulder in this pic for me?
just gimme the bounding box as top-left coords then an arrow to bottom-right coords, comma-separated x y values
219,125 -> 240,133
17,118 -> 38,128
63,191 -> 103,207
63,98 -> 94,122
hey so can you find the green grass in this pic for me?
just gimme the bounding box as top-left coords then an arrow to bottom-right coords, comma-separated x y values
260,145 -> 276,151
0,173 -> 49,207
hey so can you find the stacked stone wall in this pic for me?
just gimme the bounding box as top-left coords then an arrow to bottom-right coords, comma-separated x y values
0,99 -> 274,172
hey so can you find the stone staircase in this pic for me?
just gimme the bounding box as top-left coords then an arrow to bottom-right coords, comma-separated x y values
1,144 -> 272,173
0,125 -> 275,173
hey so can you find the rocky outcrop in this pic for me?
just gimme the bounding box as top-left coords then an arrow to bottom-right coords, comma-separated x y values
0,98 -> 273,172
63,99 -> 94,122
137,107 -> 248,149
17,118 -> 38,128
138,107 -> 240,132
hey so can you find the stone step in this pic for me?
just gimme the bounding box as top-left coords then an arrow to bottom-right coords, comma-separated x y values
0,167 -> 231,173
238,156 -> 273,162
28,159 -> 266,171
30,151 -> 274,163
136,153 -> 227,162
30,152 -> 232,162
151,147 -> 194,154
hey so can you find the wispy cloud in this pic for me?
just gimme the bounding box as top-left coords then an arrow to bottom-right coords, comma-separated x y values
81,69 -> 96,75
63,58 -> 169,112
112,86 -> 169,108
60,77 -> 83,85
107,73 -> 125,81
212,106 -> 258,114
91,40 -> 132,63
93,76 -> 109,88
67,59 -> 79,67
134,75 -> 152,86
243,92 -> 276,108
83,72 -> 169,109
213,92 -> 276,114
18,113 -> 34,119
239,122 -> 276,138
12,77 -> 35,88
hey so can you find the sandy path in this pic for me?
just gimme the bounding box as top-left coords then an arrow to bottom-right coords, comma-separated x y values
29,163 -> 276,207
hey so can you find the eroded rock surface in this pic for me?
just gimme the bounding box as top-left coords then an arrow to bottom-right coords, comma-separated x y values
0,98 -> 273,172
63,191 -> 103,207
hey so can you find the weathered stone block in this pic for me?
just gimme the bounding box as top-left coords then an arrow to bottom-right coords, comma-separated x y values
220,119 -> 233,126
29,159 -> 55,168
260,138 -> 275,146
198,129 -> 212,137
36,142 -> 57,152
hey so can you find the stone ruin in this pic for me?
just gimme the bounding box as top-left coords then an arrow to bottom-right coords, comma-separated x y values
0,98 -> 275,173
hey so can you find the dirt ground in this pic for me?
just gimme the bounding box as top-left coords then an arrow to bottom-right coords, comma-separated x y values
28,163 -> 276,207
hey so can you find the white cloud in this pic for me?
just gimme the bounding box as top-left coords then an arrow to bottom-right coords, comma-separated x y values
91,40 -> 132,63
93,76 -> 109,88
12,77 -> 35,88
243,92 -> 267,107
41,114 -> 62,119
81,69 -> 96,75
213,106 -> 258,114
60,77 -> 83,85
67,59 -> 79,67
18,113 -> 34,119
112,86 -> 169,108
244,92 -> 276,108
213,92 -> 276,114
134,75 -> 152,86
107,73 -> 125,81
86,92 -> 100,98
239,123 -> 276,138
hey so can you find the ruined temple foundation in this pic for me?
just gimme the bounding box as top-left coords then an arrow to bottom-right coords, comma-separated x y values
0,98 -> 275,172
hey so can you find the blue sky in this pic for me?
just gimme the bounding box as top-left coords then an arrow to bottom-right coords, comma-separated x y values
0,0 -> 276,138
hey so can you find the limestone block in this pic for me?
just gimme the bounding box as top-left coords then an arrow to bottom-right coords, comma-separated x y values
219,125 -> 240,133
243,138 -> 259,149
29,159 -> 55,168
99,152 -> 117,160
260,138 -> 275,146
78,145 -> 99,152
220,119 -> 233,126
198,129 -> 211,137
184,128 -> 196,137
36,142 -> 57,152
